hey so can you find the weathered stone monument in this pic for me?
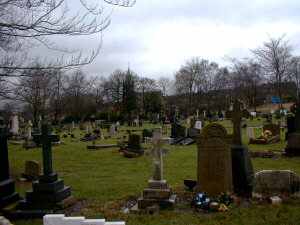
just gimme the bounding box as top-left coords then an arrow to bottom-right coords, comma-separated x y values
22,160 -> 41,181
254,170 -> 300,195
138,128 -> 176,210
17,123 -> 71,216
231,100 -> 254,197
196,123 -> 233,196
285,102 -> 300,156
0,117 -> 19,209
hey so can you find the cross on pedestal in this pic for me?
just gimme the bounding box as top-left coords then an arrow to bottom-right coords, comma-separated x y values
35,123 -> 59,177
232,99 -> 243,145
151,128 -> 166,181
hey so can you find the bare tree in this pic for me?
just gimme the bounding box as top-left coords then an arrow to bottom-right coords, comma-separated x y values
14,66 -> 54,126
0,0 -> 136,77
252,36 -> 292,109
157,76 -> 173,97
288,56 -> 300,101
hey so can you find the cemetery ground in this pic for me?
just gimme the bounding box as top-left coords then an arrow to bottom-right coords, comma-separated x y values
8,120 -> 300,225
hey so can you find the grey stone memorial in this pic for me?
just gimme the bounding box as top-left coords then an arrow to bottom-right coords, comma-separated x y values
0,117 -> 19,209
138,128 -> 176,210
254,170 -> 300,195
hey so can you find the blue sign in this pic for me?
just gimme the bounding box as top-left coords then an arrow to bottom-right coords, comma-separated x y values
271,96 -> 282,104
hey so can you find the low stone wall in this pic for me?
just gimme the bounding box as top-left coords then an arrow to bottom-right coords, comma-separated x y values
44,214 -> 125,225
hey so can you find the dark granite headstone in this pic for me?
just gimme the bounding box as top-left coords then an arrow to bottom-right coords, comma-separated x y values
285,103 -> 300,156
0,117 -> 19,209
16,123 -> 71,217
231,100 -> 254,197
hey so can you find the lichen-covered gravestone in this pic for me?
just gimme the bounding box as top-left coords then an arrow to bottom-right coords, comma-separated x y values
22,160 -> 41,181
196,123 -> 233,196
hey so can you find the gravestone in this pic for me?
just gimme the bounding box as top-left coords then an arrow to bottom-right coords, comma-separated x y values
22,160 -> 41,181
0,117 -> 19,208
247,127 -> 255,141
138,128 -> 176,210
231,100 -> 254,197
10,114 -> 19,136
196,123 -> 233,196
17,123 -> 71,216
109,124 -> 116,137
194,120 -> 202,130
285,103 -> 300,156
254,170 -> 300,195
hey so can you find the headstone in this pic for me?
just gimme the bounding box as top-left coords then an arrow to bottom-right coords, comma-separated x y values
138,128 -> 176,210
285,103 -> 300,156
231,100 -> 254,197
254,170 -> 300,195
17,123 -> 72,215
247,127 -> 255,140
196,123 -> 233,196
26,120 -> 33,140
194,120 -> 202,130
109,124 -> 116,137
0,117 -> 19,208
10,114 -> 19,136
22,160 -> 41,181
72,121 -> 75,130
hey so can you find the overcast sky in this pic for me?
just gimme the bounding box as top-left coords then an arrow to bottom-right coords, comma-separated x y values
65,0 -> 300,79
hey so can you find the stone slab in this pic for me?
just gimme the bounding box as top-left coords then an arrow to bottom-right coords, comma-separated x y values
254,170 -> 300,195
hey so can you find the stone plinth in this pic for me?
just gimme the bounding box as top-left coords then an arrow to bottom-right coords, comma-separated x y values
138,180 -> 175,210
231,145 -> 254,197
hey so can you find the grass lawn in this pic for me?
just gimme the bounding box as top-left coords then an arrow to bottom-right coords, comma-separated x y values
7,120 -> 300,225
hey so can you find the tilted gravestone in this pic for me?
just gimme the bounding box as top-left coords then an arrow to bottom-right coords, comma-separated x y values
285,103 -> 300,156
17,123 -> 71,216
0,117 -> 19,208
231,100 -> 254,197
22,160 -> 41,181
196,123 -> 233,196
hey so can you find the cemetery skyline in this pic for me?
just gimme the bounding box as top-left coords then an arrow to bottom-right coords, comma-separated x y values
39,0 -> 300,78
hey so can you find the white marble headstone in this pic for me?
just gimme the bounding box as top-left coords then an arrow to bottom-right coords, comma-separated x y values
10,114 -> 19,135
194,120 -> 202,130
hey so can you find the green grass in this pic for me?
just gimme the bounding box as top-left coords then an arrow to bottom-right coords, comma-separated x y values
6,120 -> 300,225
